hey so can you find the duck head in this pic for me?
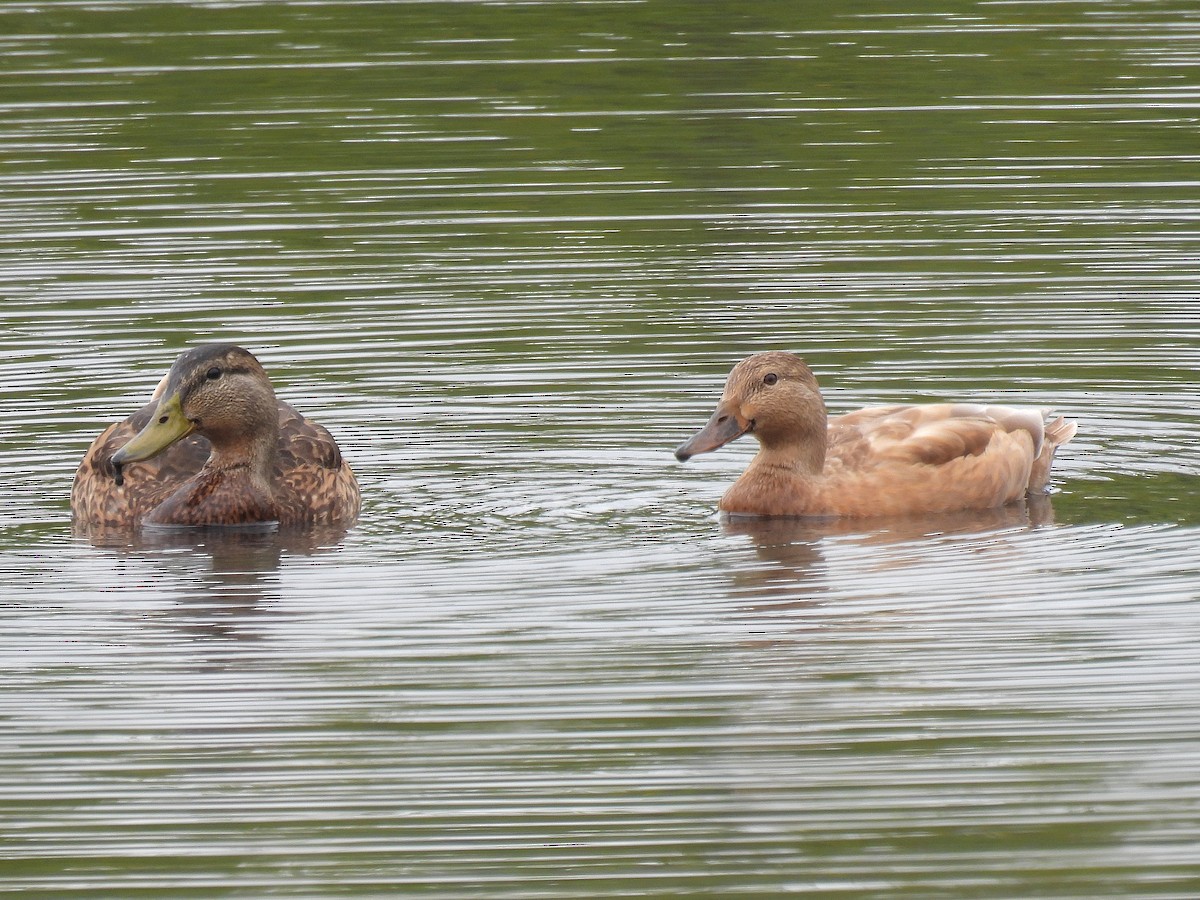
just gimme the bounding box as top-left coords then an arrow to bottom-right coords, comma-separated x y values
111,344 -> 278,485
675,351 -> 828,468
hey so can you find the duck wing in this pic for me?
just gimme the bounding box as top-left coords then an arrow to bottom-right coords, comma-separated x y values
829,403 -> 1049,469
272,402 -> 361,527
802,403 -> 1061,516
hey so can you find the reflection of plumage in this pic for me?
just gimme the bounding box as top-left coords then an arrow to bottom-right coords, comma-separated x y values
676,351 -> 1077,518
72,345 -> 360,531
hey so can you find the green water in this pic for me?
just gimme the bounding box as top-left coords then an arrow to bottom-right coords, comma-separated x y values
3,1 -> 1200,896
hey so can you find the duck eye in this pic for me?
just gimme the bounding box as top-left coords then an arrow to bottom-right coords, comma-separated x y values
206,367 -> 222,380
763,373 -> 778,386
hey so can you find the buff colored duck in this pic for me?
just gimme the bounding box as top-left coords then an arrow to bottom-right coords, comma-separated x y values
72,344 -> 360,530
675,351 -> 1076,518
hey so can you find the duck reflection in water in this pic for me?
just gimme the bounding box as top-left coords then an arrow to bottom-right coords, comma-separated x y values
718,497 -> 1058,606
79,524 -> 352,642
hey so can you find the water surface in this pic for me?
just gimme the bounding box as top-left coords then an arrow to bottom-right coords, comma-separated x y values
3,1 -> 1200,896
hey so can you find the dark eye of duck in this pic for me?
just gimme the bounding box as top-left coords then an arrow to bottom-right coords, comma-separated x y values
763,373 -> 778,386
206,367 -> 222,380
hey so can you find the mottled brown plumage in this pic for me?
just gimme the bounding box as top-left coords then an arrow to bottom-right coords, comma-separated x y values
675,351 -> 1076,518
72,345 -> 360,532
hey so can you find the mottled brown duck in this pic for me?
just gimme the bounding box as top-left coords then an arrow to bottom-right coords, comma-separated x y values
675,351 -> 1076,518
72,344 -> 360,530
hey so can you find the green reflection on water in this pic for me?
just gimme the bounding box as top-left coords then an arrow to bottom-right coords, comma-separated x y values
4,2 -> 1200,896
1054,473 -> 1200,527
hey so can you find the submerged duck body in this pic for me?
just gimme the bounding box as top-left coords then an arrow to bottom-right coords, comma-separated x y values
675,351 -> 1076,518
72,344 -> 360,531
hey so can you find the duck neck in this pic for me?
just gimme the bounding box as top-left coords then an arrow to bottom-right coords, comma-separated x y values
752,433 -> 826,477
751,391 -> 828,477
206,425 -> 279,489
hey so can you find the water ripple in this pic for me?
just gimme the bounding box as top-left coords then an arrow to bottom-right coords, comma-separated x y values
4,0 -> 1200,896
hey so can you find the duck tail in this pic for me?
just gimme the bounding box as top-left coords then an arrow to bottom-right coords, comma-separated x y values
1044,415 -> 1077,448
1027,414 -> 1077,494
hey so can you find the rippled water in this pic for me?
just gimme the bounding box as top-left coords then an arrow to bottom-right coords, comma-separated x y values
4,1 -> 1200,896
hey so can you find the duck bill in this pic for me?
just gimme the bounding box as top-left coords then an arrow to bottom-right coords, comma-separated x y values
110,393 -> 195,482
675,405 -> 750,461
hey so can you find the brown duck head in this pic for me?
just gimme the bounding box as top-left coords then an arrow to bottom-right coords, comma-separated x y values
675,351 -> 828,469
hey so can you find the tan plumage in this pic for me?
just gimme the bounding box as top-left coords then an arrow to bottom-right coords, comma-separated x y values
675,351 -> 1076,518
72,344 -> 360,531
